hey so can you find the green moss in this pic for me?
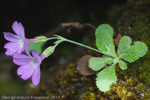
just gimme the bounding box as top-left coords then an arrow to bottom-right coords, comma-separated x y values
0,79 -> 24,95
28,58 -> 150,99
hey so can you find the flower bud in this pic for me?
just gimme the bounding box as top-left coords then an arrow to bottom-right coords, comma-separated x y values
42,46 -> 55,58
35,36 -> 48,42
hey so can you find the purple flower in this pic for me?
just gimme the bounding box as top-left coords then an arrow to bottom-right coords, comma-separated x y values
4,21 -> 29,56
13,50 -> 42,85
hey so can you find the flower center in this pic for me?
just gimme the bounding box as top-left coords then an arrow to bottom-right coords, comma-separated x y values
32,58 -> 38,64
19,38 -> 24,48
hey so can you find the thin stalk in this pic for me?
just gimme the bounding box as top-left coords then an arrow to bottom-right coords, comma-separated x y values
64,38 -> 102,53
47,37 -> 58,41
47,35 -> 101,54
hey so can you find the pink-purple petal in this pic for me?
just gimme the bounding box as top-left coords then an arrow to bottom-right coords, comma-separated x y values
19,22 -> 25,38
4,42 -> 20,56
5,49 -> 17,56
17,64 -> 35,80
16,48 -> 23,54
4,32 -> 20,42
4,42 -> 16,48
31,50 -> 42,65
32,65 -> 40,85
13,59 -> 32,65
37,56 -> 42,65
12,21 -> 20,36
24,40 -> 30,56
32,50 -> 39,58
13,53 -> 32,65
4,41 -> 24,56
12,21 -> 25,38
13,58 -> 30,65
13,53 -> 30,59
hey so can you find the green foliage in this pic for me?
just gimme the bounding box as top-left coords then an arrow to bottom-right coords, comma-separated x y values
95,24 -> 114,37
89,57 -> 113,71
96,63 -> 117,92
89,24 -> 148,92
119,41 -> 148,63
117,36 -> 132,55
118,60 -> 127,70
96,24 -> 116,58
29,42 -> 46,54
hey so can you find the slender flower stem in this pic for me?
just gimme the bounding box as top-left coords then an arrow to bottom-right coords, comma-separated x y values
64,38 -> 102,53
47,35 -> 102,54
47,37 -> 58,40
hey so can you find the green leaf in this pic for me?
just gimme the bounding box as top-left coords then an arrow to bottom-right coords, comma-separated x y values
96,24 -> 114,37
119,41 -> 148,63
117,36 -> 132,55
96,63 -> 117,92
96,24 -> 116,57
118,60 -> 127,70
89,57 -> 113,71
29,42 -> 46,54
102,55 -> 114,59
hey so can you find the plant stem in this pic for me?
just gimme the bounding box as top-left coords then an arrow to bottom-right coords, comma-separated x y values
64,38 -> 102,53
47,35 -> 101,54
47,37 -> 58,40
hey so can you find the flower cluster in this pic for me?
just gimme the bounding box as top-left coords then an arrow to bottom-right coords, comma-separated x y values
4,21 -> 28,55
13,50 -> 42,85
4,21 -> 45,85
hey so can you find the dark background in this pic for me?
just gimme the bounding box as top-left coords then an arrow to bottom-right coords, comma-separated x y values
0,0 -> 126,53
0,0 -> 126,97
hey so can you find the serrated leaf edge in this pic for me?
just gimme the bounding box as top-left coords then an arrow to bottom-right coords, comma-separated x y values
96,63 -> 117,92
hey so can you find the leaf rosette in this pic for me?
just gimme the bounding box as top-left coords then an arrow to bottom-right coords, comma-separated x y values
89,24 -> 148,92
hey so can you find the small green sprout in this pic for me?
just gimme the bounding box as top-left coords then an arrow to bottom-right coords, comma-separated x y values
89,24 -> 148,92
